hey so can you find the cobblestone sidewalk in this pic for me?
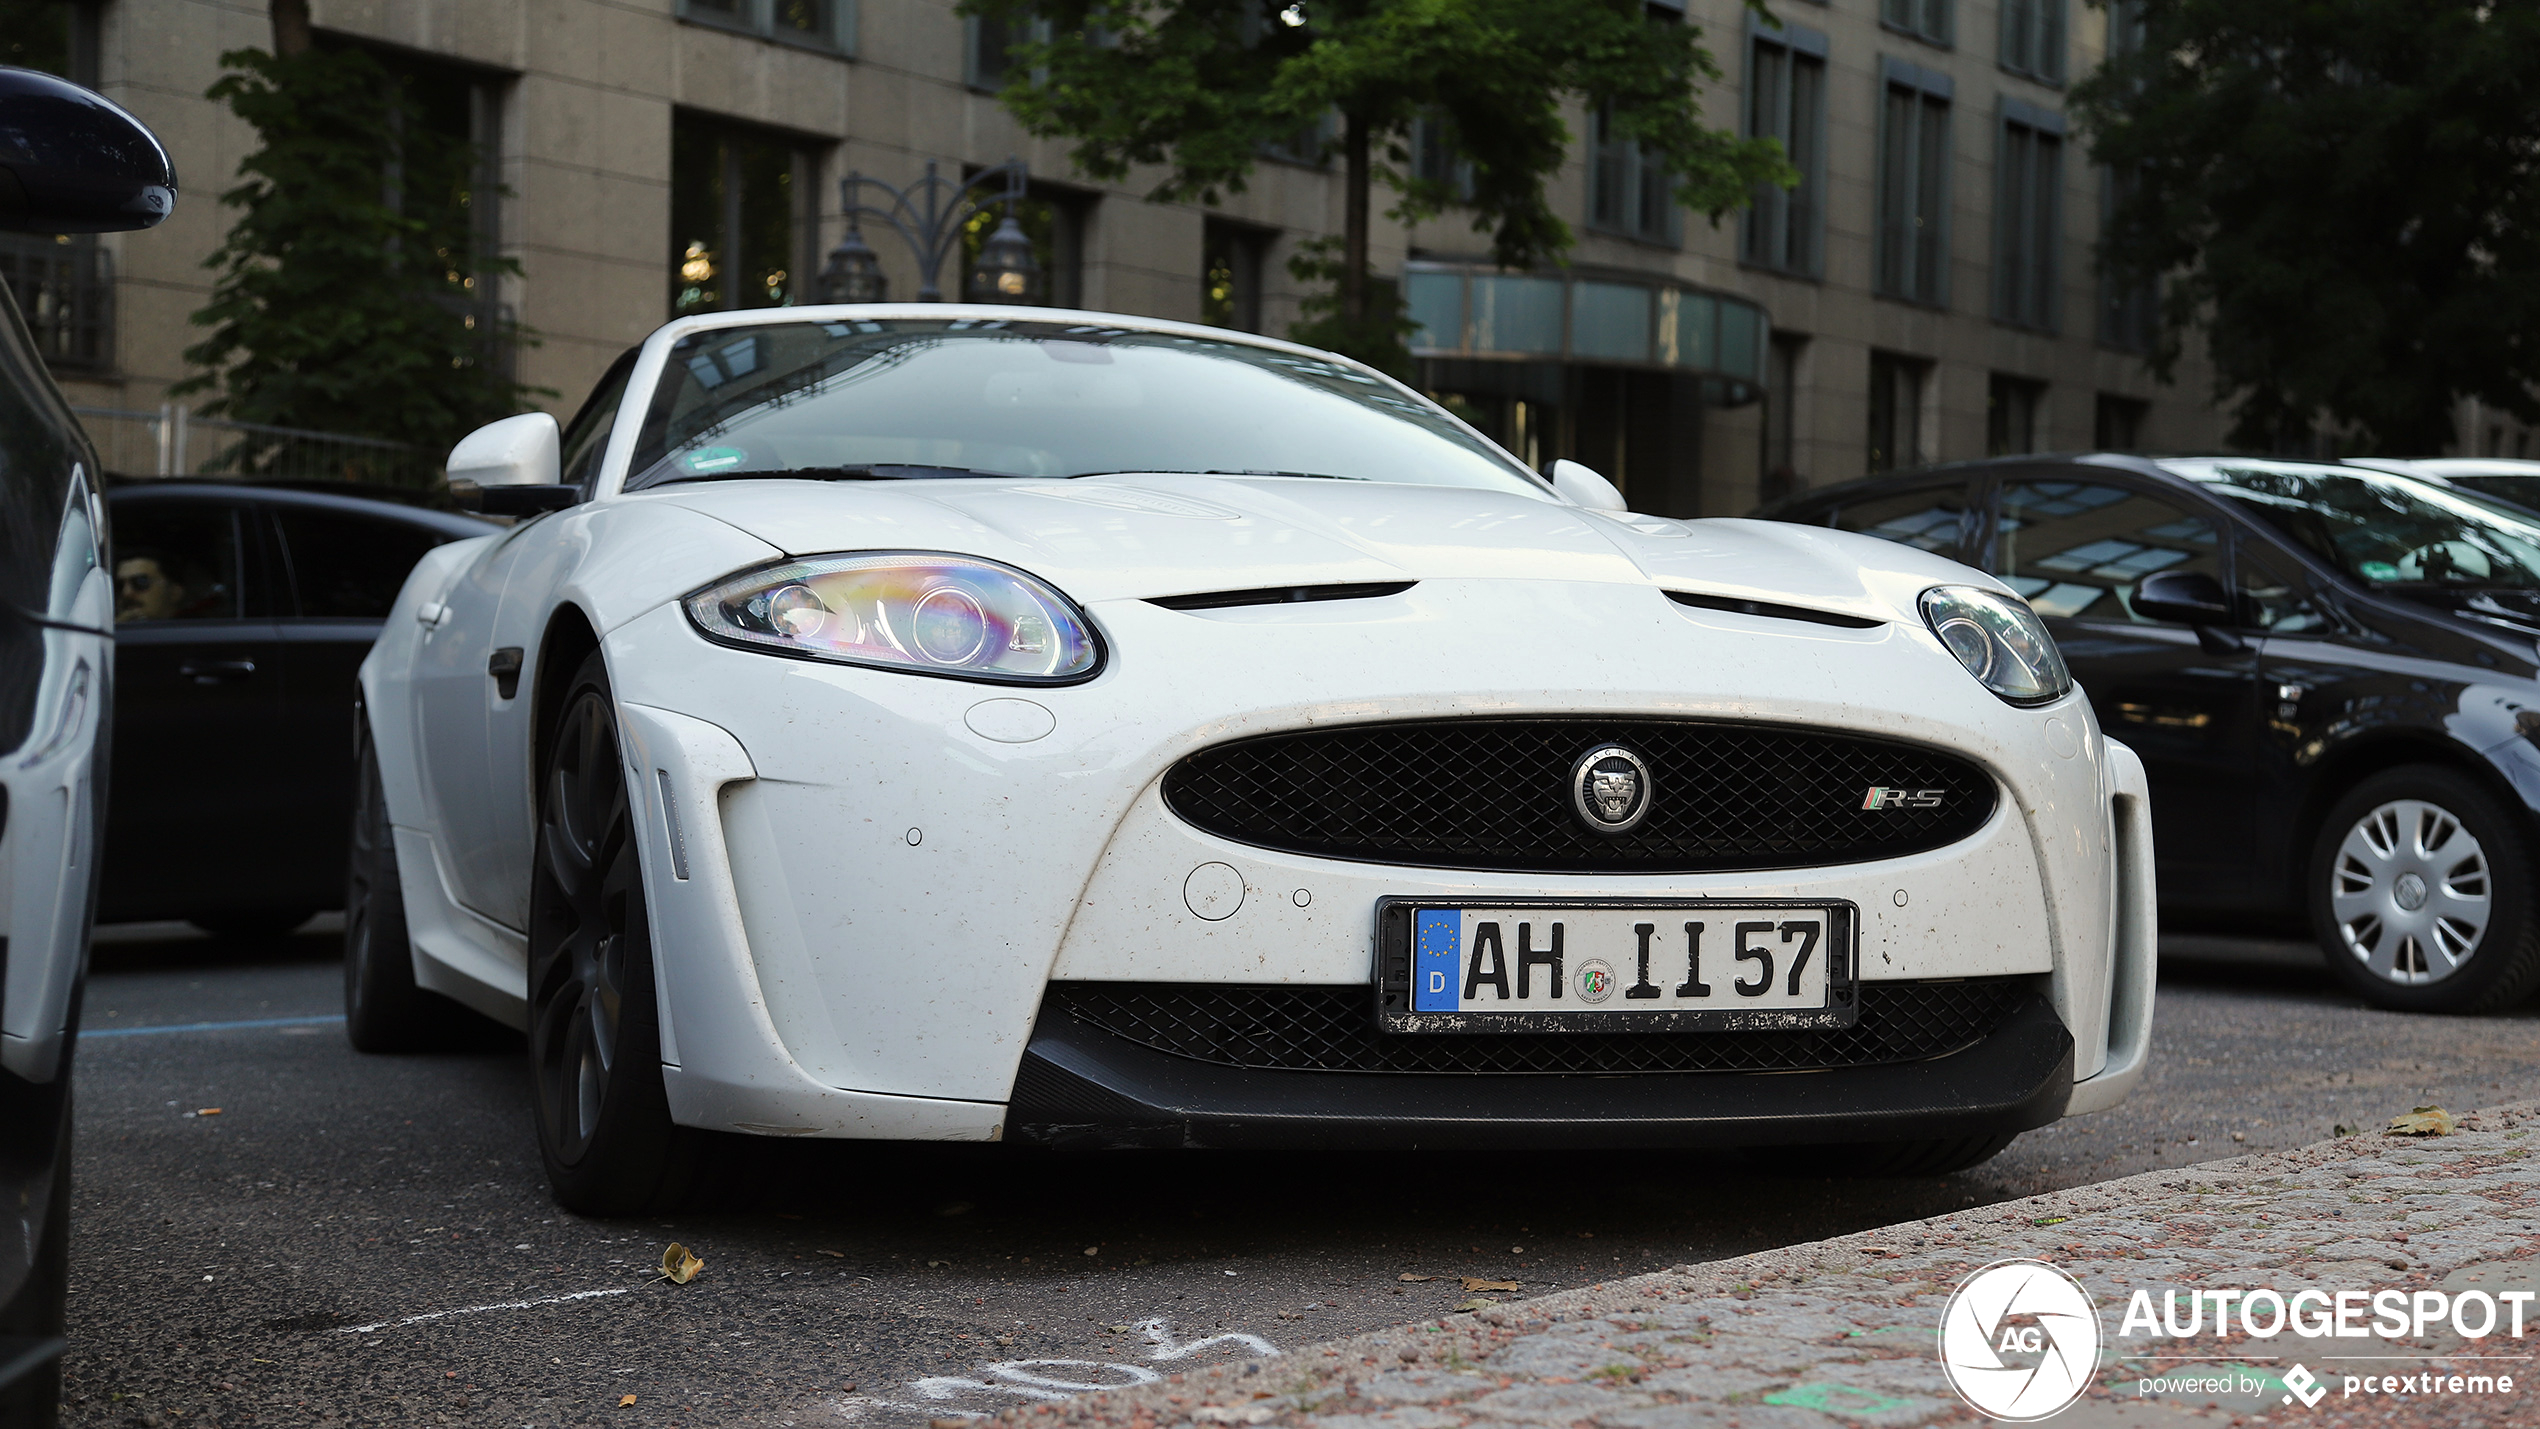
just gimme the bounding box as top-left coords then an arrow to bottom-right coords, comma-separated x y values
993,1104 -> 2540,1429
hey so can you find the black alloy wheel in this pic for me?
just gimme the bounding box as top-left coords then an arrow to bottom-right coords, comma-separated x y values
2310,764 -> 2540,1014
343,711 -> 469,1052
527,651 -> 701,1214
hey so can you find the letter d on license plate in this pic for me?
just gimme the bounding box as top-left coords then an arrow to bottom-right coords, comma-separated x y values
1380,898 -> 1857,1034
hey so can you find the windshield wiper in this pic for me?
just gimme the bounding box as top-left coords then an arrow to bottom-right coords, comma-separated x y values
662,463 -> 997,484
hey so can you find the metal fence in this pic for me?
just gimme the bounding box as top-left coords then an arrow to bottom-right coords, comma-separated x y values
72,404 -> 441,487
1,233 -> 114,370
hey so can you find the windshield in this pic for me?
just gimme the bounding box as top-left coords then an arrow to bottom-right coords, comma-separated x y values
2165,458 -> 2540,590
622,319 -> 1545,496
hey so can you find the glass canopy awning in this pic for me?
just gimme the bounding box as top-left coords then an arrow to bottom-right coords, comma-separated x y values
1403,260 -> 1769,398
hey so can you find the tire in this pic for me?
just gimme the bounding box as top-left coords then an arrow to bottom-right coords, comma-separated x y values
1749,1131 -> 2017,1178
344,712 -> 469,1052
189,907 -> 317,939
527,652 -> 703,1215
0,1090 -> 70,1429
2310,764 -> 2540,1014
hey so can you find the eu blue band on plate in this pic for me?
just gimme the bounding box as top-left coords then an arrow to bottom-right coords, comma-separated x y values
1413,909 -> 1461,1012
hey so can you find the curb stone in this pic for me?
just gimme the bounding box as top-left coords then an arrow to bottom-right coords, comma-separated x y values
989,1104 -> 2540,1429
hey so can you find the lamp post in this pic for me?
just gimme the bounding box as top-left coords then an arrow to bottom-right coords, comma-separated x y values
819,158 -> 1041,304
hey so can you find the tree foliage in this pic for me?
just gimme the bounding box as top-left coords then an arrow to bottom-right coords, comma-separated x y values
174,45 -> 543,484
2075,0 -> 2540,454
963,0 -> 1790,371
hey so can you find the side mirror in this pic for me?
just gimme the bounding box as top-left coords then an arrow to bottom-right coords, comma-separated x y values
2133,569 -> 2234,625
0,68 -> 176,234
1548,458 -> 1627,512
446,412 -> 577,515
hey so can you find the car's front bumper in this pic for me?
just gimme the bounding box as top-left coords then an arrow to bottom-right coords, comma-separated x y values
1008,986 -> 2074,1151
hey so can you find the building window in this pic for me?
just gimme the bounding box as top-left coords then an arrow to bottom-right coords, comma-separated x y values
1880,0 -> 1951,48
2095,394 -> 2149,452
1410,113 -> 1476,202
1994,102 -> 2063,332
1988,373 -> 2047,455
1868,351 -> 1932,473
670,116 -> 813,316
1589,104 -> 1679,245
959,182 -> 1091,308
680,0 -> 856,54
1876,63 -> 1951,306
1762,332 -> 1807,502
1203,220 -> 1270,332
1742,22 -> 1826,277
2096,166 -> 2157,353
1997,0 -> 2065,84
0,0 -> 108,371
967,11 -> 1049,91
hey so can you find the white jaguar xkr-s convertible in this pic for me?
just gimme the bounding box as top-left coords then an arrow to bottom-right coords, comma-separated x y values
351,306 -> 2156,1212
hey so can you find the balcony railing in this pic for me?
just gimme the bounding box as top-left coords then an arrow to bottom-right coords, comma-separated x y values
0,233 -> 114,370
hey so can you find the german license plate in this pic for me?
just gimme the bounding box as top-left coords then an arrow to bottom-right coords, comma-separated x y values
1375,898 -> 1857,1033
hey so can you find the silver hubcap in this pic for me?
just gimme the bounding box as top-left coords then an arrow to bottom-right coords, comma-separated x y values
2331,798 -> 2491,985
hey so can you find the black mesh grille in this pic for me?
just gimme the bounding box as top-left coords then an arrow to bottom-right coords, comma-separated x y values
1162,718 -> 1996,872
1045,979 -> 2031,1075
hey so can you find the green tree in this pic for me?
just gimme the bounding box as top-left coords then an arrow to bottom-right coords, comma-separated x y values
2075,0 -> 2540,453
175,26 -> 542,486
961,0 -> 1791,373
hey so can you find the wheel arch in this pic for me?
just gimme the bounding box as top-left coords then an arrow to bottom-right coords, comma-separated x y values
531,602 -> 604,784
2288,730 -> 2540,900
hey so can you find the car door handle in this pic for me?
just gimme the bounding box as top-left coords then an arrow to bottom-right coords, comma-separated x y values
177,658 -> 257,684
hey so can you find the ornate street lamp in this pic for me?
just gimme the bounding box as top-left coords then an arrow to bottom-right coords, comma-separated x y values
820,158 -> 1038,304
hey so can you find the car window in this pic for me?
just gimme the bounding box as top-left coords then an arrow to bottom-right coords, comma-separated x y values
274,508 -> 453,618
2172,459 -> 2540,591
1993,481 -> 2222,624
2448,474 -> 2540,518
622,319 -> 1546,497
112,502 -> 242,623
2237,544 -> 2332,635
561,347 -> 638,493
1824,485 -> 1971,559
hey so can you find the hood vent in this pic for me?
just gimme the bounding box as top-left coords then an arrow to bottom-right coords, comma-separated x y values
1666,590 -> 1882,630
1149,581 -> 1415,612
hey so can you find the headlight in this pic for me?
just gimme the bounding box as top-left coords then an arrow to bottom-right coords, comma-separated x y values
684,552 -> 1102,684
1918,585 -> 2070,706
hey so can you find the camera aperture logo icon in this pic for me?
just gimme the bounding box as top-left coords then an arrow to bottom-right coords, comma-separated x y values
1938,1259 -> 2101,1421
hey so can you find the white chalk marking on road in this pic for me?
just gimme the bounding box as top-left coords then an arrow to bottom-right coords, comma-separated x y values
1136,1318 -> 1282,1360
334,1286 -> 633,1334
828,1318 -> 1280,1422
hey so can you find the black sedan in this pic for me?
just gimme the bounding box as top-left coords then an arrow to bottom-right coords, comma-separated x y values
100,482 -> 491,932
1762,454 -> 2540,1014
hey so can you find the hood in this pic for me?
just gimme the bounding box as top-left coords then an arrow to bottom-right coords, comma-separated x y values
645,474 -> 1987,623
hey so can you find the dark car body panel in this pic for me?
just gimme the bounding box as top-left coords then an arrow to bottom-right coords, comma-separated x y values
1763,455 -> 2540,929
98,483 -> 490,924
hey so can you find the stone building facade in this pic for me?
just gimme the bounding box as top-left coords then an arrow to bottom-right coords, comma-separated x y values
5,0 -> 2229,515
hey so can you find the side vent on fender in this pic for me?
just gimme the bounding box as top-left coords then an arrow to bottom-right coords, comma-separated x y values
1665,590 -> 1882,630
1149,581 -> 1415,612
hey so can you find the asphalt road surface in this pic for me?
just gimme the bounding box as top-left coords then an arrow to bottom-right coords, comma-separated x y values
61,924 -> 2540,1429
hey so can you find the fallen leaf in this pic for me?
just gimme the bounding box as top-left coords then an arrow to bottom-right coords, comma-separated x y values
658,1242 -> 704,1284
816,1249 -> 845,1258
1461,1277 -> 1521,1293
1082,1246 -> 1100,1256
619,1394 -> 637,1407
1508,1245 -> 1525,1254
2388,1106 -> 2459,1137
1397,1273 -> 1435,1283
931,1418 -> 973,1429
2030,1216 -> 2068,1227
928,1260 -> 949,1267
197,1108 -> 223,1116
1456,1296 -> 1499,1312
